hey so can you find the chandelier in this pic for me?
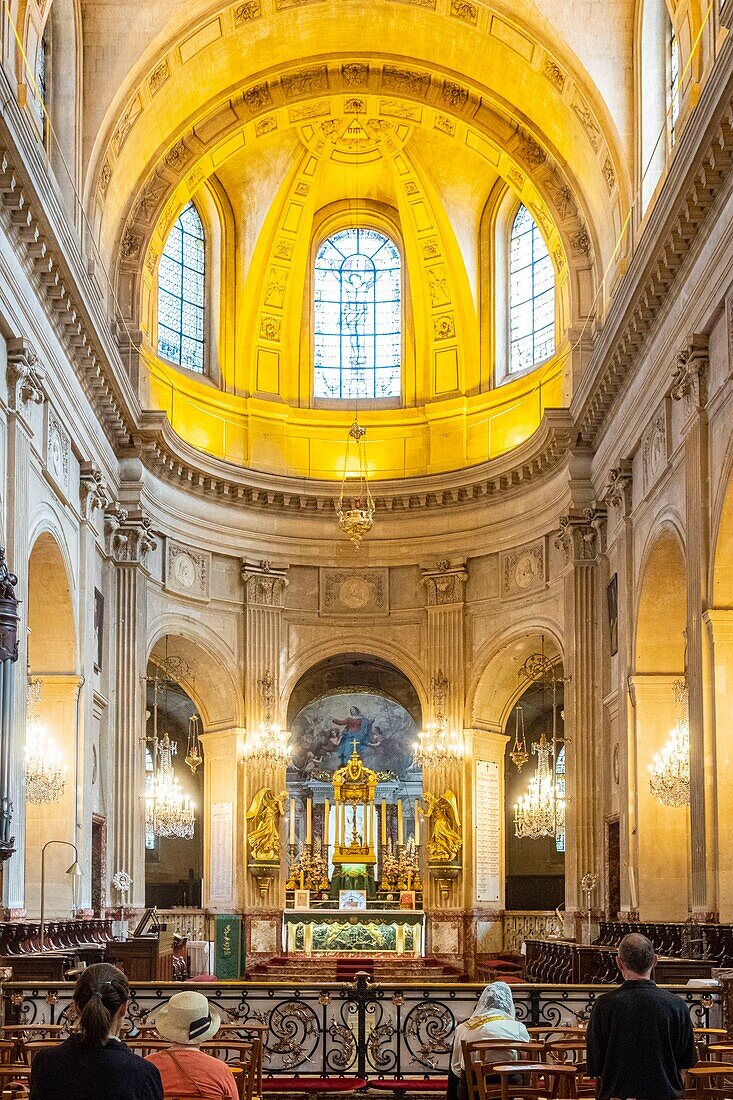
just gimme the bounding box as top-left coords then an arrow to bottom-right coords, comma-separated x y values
413,670 -> 462,768
513,640 -> 565,841
514,730 -> 566,839
649,679 -> 690,807
246,670 -> 291,767
146,731 -> 195,839
337,419 -> 375,548
25,676 -> 66,805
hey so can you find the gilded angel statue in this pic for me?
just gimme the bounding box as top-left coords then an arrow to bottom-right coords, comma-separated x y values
420,789 -> 462,863
246,787 -> 287,862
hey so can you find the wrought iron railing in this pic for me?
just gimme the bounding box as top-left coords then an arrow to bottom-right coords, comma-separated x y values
4,979 -> 721,1080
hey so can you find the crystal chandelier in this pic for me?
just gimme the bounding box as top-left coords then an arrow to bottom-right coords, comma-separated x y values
246,670 -> 291,767
146,731 -> 196,839
649,679 -> 690,807
513,640 -> 565,841
25,676 -> 66,805
514,730 -> 566,839
412,670 -> 462,768
337,419 -> 375,548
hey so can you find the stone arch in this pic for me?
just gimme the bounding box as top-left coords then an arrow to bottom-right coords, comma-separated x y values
146,615 -> 243,731
632,521 -> 688,920
24,530 -> 79,918
467,622 -> 564,730
281,636 -> 430,723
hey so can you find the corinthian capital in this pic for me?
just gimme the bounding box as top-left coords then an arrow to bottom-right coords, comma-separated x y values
80,462 -> 111,520
6,337 -> 45,409
603,462 -> 633,517
671,333 -> 708,415
241,559 -> 289,606
555,509 -> 603,565
115,513 -> 157,566
421,559 -> 468,606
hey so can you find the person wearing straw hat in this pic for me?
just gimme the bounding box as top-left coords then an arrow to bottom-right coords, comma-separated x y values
145,991 -> 239,1100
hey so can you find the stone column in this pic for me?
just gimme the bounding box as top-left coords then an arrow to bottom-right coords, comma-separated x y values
241,561 -> 289,955
555,508 -> 605,918
420,560 -> 468,959
109,509 -> 156,910
703,611 -> 733,921
603,463 -> 636,917
4,338 -> 45,913
671,335 -> 716,919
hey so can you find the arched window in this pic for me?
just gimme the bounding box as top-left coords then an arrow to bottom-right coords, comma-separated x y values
157,202 -> 206,373
555,744 -> 566,854
314,227 -> 401,400
509,205 -> 555,374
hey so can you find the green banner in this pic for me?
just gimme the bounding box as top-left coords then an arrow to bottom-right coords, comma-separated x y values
214,914 -> 243,979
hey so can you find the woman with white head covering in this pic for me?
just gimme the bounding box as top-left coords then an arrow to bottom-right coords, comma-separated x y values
447,982 -> 530,1100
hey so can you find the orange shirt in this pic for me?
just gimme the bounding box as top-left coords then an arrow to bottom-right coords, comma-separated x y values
145,1047 -> 239,1100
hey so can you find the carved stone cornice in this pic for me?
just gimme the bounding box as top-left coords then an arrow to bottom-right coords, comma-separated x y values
574,36 -> 733,444
555,509 -> 605,565
79,461 -> 111,520
6,337 -> 45,409
670,333 -> 709,418
421,559 -> 468,606
136,408 -> 574,516
603,461 -> 633,517
241,559 -> 289,606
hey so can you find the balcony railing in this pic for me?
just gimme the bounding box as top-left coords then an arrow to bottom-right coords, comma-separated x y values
4,979 -> 721,1080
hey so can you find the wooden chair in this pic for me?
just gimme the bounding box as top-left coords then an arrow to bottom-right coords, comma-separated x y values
0,1041 -> 17,1066
0,1063 -> 31,1098
126,1039 -> 172,1056
492,1063 -> 578,1100
704,1043 -> 733,1062
694,1030 -> 729,1057
200,1039 -> 258,1100
463,1040 -> 546,1100
685,1062 -> 733,1100
544,1041 -> 587,1066
23,1041 -> 61,1065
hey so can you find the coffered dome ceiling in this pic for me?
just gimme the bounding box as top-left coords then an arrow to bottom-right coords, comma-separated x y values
86,0 -> 630,483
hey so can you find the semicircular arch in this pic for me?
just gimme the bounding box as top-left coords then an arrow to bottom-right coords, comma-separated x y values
146,614 -> 242,730
467,621 -> 564,731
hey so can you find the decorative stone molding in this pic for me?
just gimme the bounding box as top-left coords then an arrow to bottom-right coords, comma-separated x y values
555,510 -> 604,565
45,406 -> 70,495
113,512 -> 157,566
603,461 -> 633,516
79,462 -> 111,519
166,539 -> 211,601
500,539 -> 545,599
670,333 -> 709,417
421,559 -> 468,605
6,338 -> 45,409
103,503 -> 129,558
319,568 -> 388,615
241,559 -> 289,606
641,402 -> 671,495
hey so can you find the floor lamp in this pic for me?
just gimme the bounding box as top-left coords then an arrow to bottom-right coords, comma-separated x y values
39,841 -> 83,952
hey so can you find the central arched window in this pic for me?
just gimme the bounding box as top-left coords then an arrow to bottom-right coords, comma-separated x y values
314,228 -> 401,400
157,202 -> 206,373
509,205 -> 555,374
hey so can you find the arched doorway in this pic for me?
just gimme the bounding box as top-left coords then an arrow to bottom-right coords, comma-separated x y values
286,654 -> 422,901
25,532 -> 78,918
633,526 -> 689,919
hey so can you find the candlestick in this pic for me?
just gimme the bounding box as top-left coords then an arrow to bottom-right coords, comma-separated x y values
414,801 -> 420,846
397,799 -> 404,847
289,798 -> 295,846
306,797 -> 312,846
381,799 -> 387,846
323,799 -> 330,847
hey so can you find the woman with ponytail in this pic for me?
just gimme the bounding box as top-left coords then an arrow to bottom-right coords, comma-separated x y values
29,963 -> 163,1100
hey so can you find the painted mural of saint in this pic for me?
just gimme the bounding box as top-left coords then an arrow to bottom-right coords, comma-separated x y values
332,705 -> 374,764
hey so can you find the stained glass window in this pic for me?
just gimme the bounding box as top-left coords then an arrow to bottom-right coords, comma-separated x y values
555,744 -> 566,854
314,228 -> 401,400
670,23 -> 680,145
157,202 -> 206,373
509,205 -> 555,374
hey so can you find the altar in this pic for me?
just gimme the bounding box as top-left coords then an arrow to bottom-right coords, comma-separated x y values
283,908 -> 424,955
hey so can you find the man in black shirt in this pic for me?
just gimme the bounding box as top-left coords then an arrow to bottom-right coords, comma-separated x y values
586,933 -> 697,1100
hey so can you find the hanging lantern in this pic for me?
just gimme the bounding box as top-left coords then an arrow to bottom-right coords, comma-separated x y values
185,713 -> 203,774
510,705 -> 529,770
337,419 -> 375,548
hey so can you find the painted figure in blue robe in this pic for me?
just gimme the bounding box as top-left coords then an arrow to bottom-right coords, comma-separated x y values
332,706 -> 374,764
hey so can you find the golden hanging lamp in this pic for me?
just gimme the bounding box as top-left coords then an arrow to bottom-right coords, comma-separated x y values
337,418 -> 375,548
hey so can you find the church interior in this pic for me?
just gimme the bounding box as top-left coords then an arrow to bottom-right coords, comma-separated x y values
1,0 -> 733,1092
